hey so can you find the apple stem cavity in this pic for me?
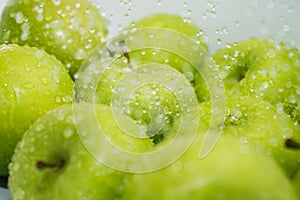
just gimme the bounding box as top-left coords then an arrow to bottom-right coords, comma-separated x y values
285,138 -> 300,149
36,160 -> 65,171
238,74 -> 245,82
119,40 -> 131,64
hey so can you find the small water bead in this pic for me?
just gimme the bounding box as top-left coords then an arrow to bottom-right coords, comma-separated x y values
21,82 -> 34,89
171,161 -> 183,172
12,162 -> 20,172
85,7 -> 91,14
140,51 -> 146,56
63,128 -> 74,138
12,12 -> 25,24
286,95 -> 296,104
75,2 -> 81,8
223,53 -> 229,59
239,136 -> 248,144
149,33 -> 155,39
183,17 -> 191,23
225,43 -> 232,49
35,123 -> 45,132
221,27 -> 229,35
282,24 -> 290,32
65,5 -> 71,10
285,81 -> 293,88
74,48 -> 87,60
120,0 -> 132,6
55,96 -> 62,103
52,0 -> 61,6
21,23 -> 30,41
65,63 -> 72,69
36,14 -> 44,22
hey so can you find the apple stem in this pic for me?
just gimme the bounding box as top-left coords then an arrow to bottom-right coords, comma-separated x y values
36,160 -> 65,171
119,40 -> 131,64
285,138 -> 300,149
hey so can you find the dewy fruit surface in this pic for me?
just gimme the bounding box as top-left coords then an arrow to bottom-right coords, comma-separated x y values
0,44 -> 73,176
0,0 -> 108,77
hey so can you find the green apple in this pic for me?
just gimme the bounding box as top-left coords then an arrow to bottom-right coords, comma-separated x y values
75,14 -> 216,144
8,103 -> 156,199
125,13 -> 210,102
75,31 -> 207,146
77,60 -> 193,146
292,169 -> 300,198
198,96 -> 300,177
127,13 -> 208,50
0,0 -> 108,77
0,44 -> 73,176
122,135 -> 298,200
213,38 -> 300,128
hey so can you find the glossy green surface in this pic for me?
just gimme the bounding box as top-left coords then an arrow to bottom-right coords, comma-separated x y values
0,44 -> 73,176
0,0 -> 108,77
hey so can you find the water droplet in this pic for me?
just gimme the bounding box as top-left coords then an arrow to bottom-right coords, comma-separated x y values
52,0 -> 61,6
35,50 -> 44,59
278,88 -> 284,93
74,49 -> 87,60
282,24 -> 289,32
21,82 -> 34,89
21,23 -> 30,41
63,128 -> 74,138
149,33 -> 155,38
75,2 -> 81,8
55,96 -> 62,103
12,162 -> 20,172
35,123 -> 45,132
14,12 -> 25,24
185,71 -> 194,81
171,161 -> 182,172
85,8 -> 91,14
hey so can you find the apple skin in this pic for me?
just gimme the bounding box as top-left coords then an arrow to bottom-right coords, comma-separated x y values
292,170 -> 300,199
0,0 -> 108,77
8,103 -> 156,199
212,38 -> 300,128
122,135 -> 298,200
198,96 -> 300,177
76,14 -> 211,144
128,13 -> 208,51
0,44 -> 73,176
125,13 -> 210,102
